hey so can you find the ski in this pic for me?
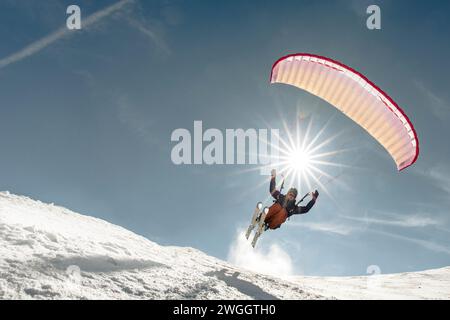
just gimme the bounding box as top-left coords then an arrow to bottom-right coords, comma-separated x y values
245,202 -> 263,239
251,209 -> 268,248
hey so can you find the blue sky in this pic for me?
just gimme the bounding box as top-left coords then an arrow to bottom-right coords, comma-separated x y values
0,0 -> 449,276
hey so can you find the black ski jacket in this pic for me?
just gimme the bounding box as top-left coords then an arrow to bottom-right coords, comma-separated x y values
270,177 -> 315,218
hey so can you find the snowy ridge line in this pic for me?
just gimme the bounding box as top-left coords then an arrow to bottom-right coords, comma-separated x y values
1,191 -> 449,300
0,191 -> 325,300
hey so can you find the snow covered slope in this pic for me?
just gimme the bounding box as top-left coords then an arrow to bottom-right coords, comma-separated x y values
290,267 -> 450,299
0,191 -> 449,300
0,192 -> 322,300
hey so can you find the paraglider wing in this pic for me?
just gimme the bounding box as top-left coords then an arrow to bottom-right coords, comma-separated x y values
270,53 -> 419,171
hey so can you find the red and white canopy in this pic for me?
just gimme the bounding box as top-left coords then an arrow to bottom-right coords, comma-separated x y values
270,53 -> 419,171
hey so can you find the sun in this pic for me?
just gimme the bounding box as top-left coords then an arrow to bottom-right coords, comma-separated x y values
262,114 -> 351,200
233,113 -> 351,203
287,147 -> 312,175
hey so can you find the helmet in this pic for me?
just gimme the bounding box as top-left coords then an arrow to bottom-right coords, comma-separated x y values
287,188 -> 298,198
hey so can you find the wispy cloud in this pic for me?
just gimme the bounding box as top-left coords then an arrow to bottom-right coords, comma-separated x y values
372,229 -> 450,256
287,221 -> 355,235
342,212 -> 440,228
117,95 -> 159,145
347,0 -> 383,18
346,0 -> 393,22
338,209 -> 450,255
227,228 -> 294,277
427,164 -> 450,194
126,18 -> 171,55
414,80 -> 449,119
0,0 -> 134,70
413,163 -> 450,195
288,214 -> 450,256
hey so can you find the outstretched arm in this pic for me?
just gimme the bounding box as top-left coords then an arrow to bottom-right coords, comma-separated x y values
290,191 -> 319,216
292,199 -> 316,215
270,169 -> 280,200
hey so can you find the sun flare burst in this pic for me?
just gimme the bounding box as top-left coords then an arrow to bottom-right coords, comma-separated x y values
286,147 -> 312,175
238,113 -> 353,204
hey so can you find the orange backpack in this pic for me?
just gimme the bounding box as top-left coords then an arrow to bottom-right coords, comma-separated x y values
264,203 -> 288,230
